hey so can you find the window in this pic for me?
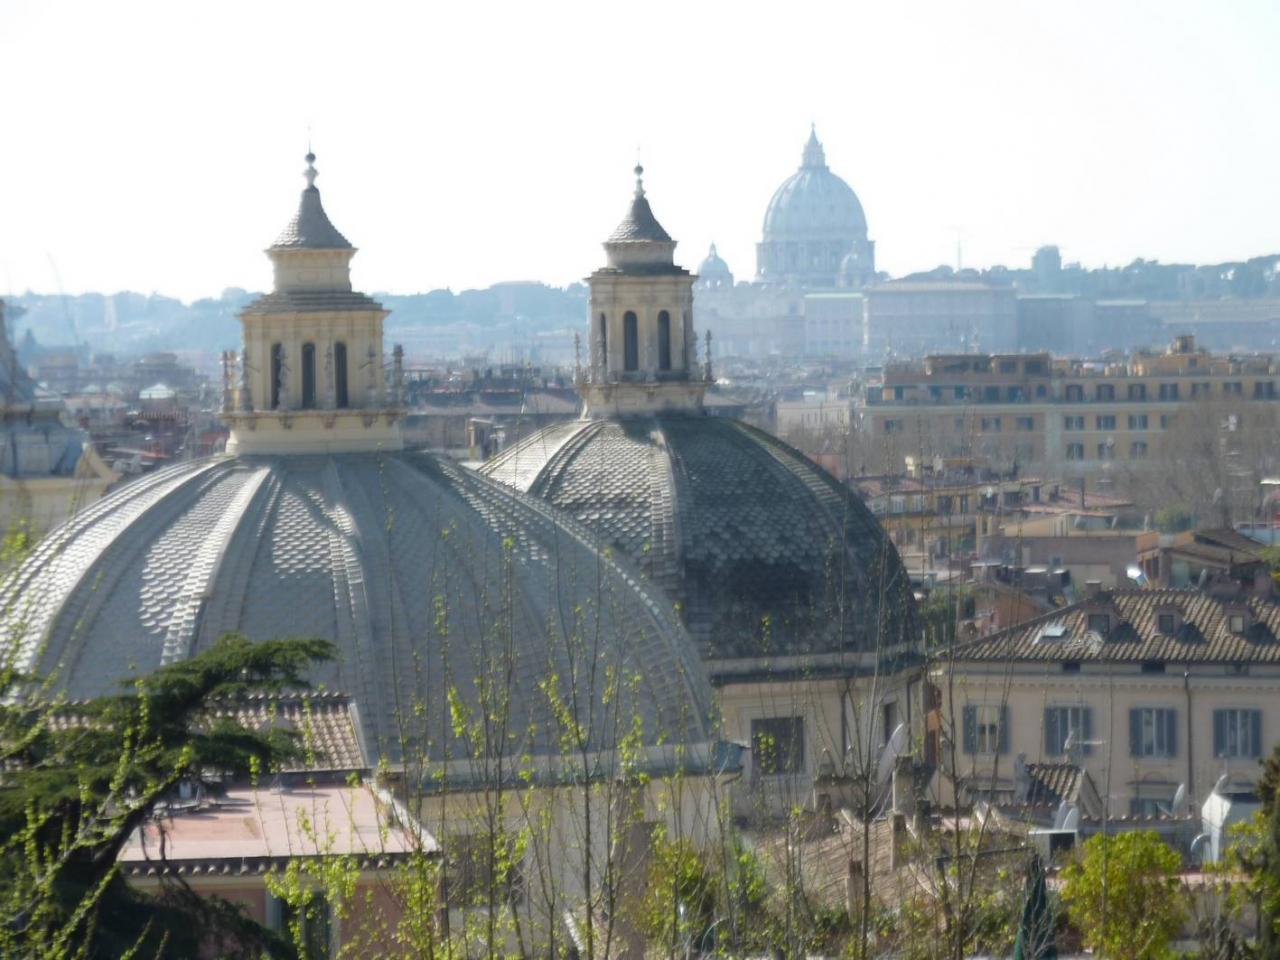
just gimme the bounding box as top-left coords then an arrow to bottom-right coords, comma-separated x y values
1214,709 -> 1262,759
1096,415 -> 1116,430
598,313 -> 608,369
1160,413 -> 1173,429
1224,381 -> 1243,396
1096,384 -> 1115,401
301,342 -> 316,409
1129,707 -> 1177,758
1157,612 -> 1177,634
890,495 -> 905,514
1097,442 -> 1114,460
1087,613 -> 1110,636
1016,416 -> 1034,431
657,310 -> 672,371
1130,441 -> 1148,459
1128,383 -> 1147,401
1063,415 -> 1084,431
980,417 -> 1001,432
954,386 -> 967,400
1036,384 -> 1048,398
1065,384 -> 1083,402
884,419 -> 904,435
1191,381 -> 1211,398
1025,359 -> 1045,375
334,342 -> 349,408
752,716 -> 805,775
445,833 -> 525,907
937,495 -> 953,515
623,311 -> 639,372
1229,614 -> 1247,634
1159,383 -> 1179,401
1254,381 -> 1276,399
999,359 -> 1017,374
882,701 -> 898,747
1062,661 -> 1081,674
963,704 -> 1007,755
269,893 -> 333,958
270,343 -> 286,409
1045,705 -> 1092,755
1128,414 -> 1148,430
1066,442 -> 1084,460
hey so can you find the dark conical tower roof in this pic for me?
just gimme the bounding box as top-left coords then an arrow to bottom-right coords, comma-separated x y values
271,153 -> 353,250
607,164 -> 672,242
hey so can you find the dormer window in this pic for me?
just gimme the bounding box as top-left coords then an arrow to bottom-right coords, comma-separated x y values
1087,613 -> 1111,637
1155,605 -> 1182,635
1229,613 -> 1247,635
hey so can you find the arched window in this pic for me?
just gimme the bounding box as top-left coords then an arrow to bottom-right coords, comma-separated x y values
623,311 -> 639,372
657,311 -> 671,371
334,342 -> 349,408
598,313 -> 608,370
270,342 -> 283,409
301,342 -> 316,409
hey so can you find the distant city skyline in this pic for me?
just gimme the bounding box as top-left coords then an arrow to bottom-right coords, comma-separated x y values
2,0 -> 1278,303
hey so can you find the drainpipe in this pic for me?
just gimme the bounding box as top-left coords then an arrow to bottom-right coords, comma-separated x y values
1184,669 -> 1195,809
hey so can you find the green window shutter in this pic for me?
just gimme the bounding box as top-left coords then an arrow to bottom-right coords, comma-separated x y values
1251,710 -> 1263,759
962,706 -> 977,754
1044,708 -> 1059,756
1082,707 -> 1094,756
1129,709 -> 1142,756
998,705 -> 1010,755
1164,709 -> 1177,757
1213,710 -> 1227,758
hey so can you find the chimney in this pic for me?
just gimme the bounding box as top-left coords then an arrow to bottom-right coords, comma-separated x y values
1084,580 -> 1102,599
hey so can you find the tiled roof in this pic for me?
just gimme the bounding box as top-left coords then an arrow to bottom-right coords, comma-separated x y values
272,185 -> 353,250
242,290 -> 384,315
607,193 -> 672,243
1024,762 -> 1081,806
956,588 -> 1280,663
482,416 -> 917,659
0,453 -> 712,763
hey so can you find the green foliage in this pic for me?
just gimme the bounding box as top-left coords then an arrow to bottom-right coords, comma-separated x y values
0,633 -> 334,959
638,830 -> 719,956
1060,830 -> 1187,959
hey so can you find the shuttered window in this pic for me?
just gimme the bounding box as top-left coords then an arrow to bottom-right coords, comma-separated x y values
962,704 -> 1008,755
1044,705 -> 1092,756
1129,707 -> 1177,758
1214,709 -> 1262,759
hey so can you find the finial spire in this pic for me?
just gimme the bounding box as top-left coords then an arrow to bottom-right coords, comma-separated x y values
801,125 -> 826,169
633,163 -> 645,197
304,151 -> 318,189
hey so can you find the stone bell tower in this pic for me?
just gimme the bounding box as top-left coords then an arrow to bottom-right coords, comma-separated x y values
224,153 -> 404,455
579,165 -> 711,418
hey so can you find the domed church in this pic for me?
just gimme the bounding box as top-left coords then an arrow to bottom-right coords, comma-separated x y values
0,154 -> 713,766
482,166 -> 915,666
756,125 -> 876,289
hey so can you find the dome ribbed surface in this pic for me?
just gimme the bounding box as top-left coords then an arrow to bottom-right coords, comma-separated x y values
607,193 -> 673,243
0,453 -> 710,760
762,166 -> 867,240
272,186 -> 353,250
482,417 -> 917,659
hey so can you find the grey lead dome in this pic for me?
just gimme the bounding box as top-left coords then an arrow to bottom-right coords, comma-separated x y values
0,452 -> 711,761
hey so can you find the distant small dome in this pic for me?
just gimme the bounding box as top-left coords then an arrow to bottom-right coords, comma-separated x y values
696,244 -> 733,288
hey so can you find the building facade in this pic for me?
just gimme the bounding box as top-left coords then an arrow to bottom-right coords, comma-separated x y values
856,336 -> 1280,483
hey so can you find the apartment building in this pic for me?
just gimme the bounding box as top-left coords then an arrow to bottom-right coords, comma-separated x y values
936,583 -> 1280,816
856,336 -> 1280,483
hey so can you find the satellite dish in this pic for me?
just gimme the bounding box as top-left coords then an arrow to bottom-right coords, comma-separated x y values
1213,773 -> 1230,796
1053,799 -> 1070,830
1062,731 -> 1076,753
1171,783 -> 1187,816
1061,807 -> 1080,832
876,723 -> 909,787
1126,564 -> 1149,587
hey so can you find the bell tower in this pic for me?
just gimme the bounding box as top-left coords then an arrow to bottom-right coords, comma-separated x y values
224,153 -> 404,455
579,165 -> 710,418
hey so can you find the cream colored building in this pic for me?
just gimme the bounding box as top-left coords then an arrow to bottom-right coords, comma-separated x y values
935,583 -> 1280,817
857,336 -> 1280,482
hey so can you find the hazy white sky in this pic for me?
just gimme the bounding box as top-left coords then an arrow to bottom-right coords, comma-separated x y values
1,0 -> 1277,302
